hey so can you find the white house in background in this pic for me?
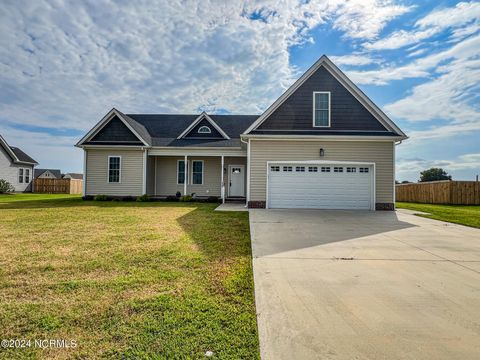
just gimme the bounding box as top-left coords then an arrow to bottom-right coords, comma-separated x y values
0,135 -> 38,192
34,169 -> 62,179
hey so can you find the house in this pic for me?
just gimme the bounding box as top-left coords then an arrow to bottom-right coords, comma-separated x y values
76,55 -> 407,210
0,135 -> 38,192
34,169 -> 62,179
63,173 -> 83,180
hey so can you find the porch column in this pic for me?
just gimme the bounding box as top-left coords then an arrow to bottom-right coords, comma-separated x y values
221,155 -> 225,203
184,155 -> 187,195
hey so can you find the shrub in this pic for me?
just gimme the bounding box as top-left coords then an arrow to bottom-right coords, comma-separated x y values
206,196 -> 220,203
0,179 -> 15,194
122,196 -> 136,202
82,195 -> 94,201
179,195 -> 193,202
136,194 -> 150,202
175,191 -> 181,198
165,195 -> 179,202
94,194 -> 109,201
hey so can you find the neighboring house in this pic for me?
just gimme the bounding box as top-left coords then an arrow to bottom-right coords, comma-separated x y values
76,55 -> 407,210
0,135 -> 38,192
34,169 -> 62,179
63,173 -> 83,180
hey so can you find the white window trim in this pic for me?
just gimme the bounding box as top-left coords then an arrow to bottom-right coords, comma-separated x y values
107,155 -> 122,183
177,159 -> 187,185
18,168 -> 24,183
190,160 -> 204,185
25,168 -> 30,183
312,91 -> 331,128
198,126 -> 211,134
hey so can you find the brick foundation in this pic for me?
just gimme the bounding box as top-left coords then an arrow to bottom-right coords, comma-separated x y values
375,203 -> 395,211
248,201 -> 266,209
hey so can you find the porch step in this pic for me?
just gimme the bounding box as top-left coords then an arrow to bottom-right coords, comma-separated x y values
225,197 -> 246,203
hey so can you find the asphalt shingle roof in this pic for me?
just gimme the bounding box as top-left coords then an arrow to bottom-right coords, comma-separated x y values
125,114 -> 259,147
10,147 -> 38,164
34,169 -> 62,179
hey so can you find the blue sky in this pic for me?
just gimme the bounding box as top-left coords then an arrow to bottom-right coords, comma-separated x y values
0,0 -> 479,181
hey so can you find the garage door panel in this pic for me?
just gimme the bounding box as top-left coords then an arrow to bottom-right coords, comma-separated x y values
267,163 -> 373,210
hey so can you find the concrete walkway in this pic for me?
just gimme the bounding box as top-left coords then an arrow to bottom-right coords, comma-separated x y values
249,209 -> 480,360
214,202 -> 248,211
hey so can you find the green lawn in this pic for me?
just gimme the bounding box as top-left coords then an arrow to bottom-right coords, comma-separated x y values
396,202 -> 480,228
0,194 -> 259,359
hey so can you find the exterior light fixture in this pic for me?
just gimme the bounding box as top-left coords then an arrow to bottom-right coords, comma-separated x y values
320,148 -> 325,157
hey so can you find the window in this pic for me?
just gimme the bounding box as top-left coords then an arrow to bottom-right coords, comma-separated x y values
108,156 -> 121,183
334,167 -> 343,173
359,167 -> 369,173
313,92 -> 330,127
177,160 -> 186,184
296,166 -> 305,172
347,167 -> 356,173
271,166 -> 280,172
308,166 -> 318,172
321,166 -> 331,173
198,126 -> 211,134
192,160 -> 203,185
25,169 -> 30,183
283,166 -> 292,172
18,168 -> 24,183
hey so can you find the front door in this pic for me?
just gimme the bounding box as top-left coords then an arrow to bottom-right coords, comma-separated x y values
228,165 -> 245,197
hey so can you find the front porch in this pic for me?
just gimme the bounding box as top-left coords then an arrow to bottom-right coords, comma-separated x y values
145,154 -> 247,203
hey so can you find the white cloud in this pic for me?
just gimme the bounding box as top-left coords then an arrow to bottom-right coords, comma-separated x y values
396,153 -> 480,181
329,54 -> 374,66
364,1 -> 480,50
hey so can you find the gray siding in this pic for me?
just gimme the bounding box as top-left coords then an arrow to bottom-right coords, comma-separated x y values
258,66 -> 387,131
85,149 -> 144,196
0,145 -> 33,192
249,140 -> 394,203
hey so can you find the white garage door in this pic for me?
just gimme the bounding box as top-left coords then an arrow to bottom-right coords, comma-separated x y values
267,163 -> 374,210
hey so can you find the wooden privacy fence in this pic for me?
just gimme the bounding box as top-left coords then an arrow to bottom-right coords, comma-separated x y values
396,181 -> 480,205
33,178 -> 83,194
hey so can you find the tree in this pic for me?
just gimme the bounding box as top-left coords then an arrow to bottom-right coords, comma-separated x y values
419,168 -> 452,182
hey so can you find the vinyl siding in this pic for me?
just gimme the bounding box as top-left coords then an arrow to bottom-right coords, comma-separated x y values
85,149 -> 144,196
249,140 -> 394,203
150,156 -> 247,197
257,66 -> 387,131
0,145 -> 33,192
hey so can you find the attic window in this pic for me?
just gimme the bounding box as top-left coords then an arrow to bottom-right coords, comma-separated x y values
313,92 -> 330,127
198,126 -> 211,134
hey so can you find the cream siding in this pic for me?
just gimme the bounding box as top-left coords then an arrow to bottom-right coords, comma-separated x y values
85,149 -> 144,196
150,155 -> 247,197
154,156 -> 222,197
249,140 -> 394,204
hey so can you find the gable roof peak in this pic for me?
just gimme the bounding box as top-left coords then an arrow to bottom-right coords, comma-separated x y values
177,112 -> 231,140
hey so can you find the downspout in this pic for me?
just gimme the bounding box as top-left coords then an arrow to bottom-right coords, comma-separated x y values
240,136 -> 250,208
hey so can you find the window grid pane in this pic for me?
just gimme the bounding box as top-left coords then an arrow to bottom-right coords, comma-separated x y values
192,161 -> 203,184
178,161 -> 185,184
109,157 -> 120,183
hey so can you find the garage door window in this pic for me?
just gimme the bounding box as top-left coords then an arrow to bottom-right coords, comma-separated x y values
347,167 -> 356,173
334,167 -> 343,173
359,167 -> 369,173
308,166 -> 318,172
296,166 -> 305,172
283,166 -> 292,172
271,166 -> 280,172
321,166 -> 330,172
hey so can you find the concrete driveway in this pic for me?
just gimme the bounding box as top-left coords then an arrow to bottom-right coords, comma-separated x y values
249,209 -> 480,360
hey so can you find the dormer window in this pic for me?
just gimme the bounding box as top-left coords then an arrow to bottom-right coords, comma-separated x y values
313,92 -> 330,127
198,126 -> 211,134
